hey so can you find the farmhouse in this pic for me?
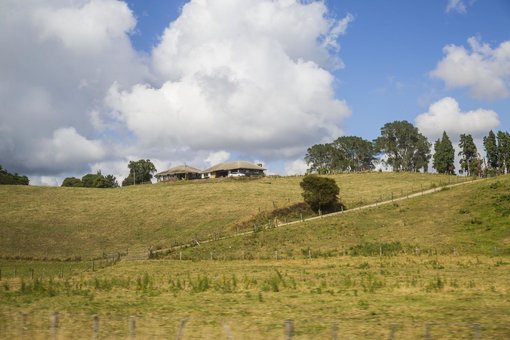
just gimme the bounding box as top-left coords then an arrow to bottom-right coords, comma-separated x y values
203,161 -> 265,178
155,165 -> 203,182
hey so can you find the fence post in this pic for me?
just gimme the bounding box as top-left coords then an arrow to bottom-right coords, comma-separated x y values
284,319 -> 294,340
331,322 -> 338,340
424,322 -> 432,340
176,318 -> 188,340
223,322 -> 233,340
20,312 -> 28,336
50,311 -> 59,340
129,315 -> 136,339
388,323 -> 397,340
472,323 -> 481,340
92,314 -> 99,339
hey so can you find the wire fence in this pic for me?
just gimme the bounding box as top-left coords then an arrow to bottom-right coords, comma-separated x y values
1,311 -> 508,339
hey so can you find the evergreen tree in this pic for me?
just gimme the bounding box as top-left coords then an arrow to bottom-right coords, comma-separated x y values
483,130 -> 498,173
497,131 -> 510,174
458,134 -> 479,176
433,131 -> 455,174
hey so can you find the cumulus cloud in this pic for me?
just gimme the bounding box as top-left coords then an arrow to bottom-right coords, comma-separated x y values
0,0 -> 148,177
284,159 -> 308,175
431,37 -> 510,100
108,0 -> 352,162
0,0 -> 352,183
29,127 -> 106,173
205,151 -> 231,167
415,97 -> 500,141
446,0 -> 467,14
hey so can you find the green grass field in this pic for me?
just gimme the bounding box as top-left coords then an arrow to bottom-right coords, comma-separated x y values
1,256 -> 509,338
0,172 -> 508,338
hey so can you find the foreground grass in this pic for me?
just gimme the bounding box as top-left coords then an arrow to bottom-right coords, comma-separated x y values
0,172 -> 463,259
0,256 -> 508,338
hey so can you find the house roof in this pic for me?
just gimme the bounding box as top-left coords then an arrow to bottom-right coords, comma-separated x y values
203,160 -> 266,173
155,165 -> 203,177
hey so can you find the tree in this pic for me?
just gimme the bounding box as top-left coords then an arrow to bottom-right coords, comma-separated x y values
79,171 -> 118,188
332,136 -> 375,172
374,120 -> 431,172
497,131 -> 510,174
304,144 -> 341,174
432,131 -> 455,174
0,165 -> 29,185
483,130 -> 498,174
61,177 -> 83,187
123,159 -> 157,186
299,175 -> 341,213
458,134 -> 479,176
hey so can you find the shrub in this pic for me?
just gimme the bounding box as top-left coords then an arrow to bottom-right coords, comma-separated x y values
299,175 -> 342,213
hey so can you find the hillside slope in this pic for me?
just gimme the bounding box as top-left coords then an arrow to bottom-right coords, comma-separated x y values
0,173 -> 466,259
176,175 -> 510,259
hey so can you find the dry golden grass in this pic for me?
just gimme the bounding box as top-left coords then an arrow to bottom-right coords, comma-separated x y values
0,172 -> 463,259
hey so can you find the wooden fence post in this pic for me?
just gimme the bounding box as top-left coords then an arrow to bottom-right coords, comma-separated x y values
176,318 -> 188,340
20,312 -> 28,336
472,323 -> 481,340
129,315 -> 136,339
92,314 -> 99,339
331,322 -> 338,340
50,311 -> 59,340
284,319 -> 294,340
388,323 -> 397,340
424,322 -> 432,340
223,322 -> 233,340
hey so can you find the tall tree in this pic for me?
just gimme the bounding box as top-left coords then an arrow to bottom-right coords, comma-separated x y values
123,159 -> 157,186
497,131 -> 510,174
483,130 -> 498,173
432,131 -> 455,174
374,120 -> 431,172
332,136 -> 375,172
304,144 -> 342,174
458,134 -> 479,176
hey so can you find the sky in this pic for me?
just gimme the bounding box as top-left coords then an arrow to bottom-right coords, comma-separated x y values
0,0 -> 509,185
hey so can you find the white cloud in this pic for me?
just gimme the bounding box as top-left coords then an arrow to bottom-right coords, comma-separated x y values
0,0 -> 148,176
0,0 -> 352,183
446,0 -> 467,14
431,37 -> 510,100
29,127 -> 106,172
108,0 -> 351,161
284,159 -> 308,175
415,97 -> 500,141
32,0 -> 136,54
205,151 -> 231,167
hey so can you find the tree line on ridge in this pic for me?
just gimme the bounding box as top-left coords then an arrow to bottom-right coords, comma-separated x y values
305,120 -> 510,177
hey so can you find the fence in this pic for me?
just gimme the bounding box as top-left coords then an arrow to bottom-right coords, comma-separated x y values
1,312 -> 507,339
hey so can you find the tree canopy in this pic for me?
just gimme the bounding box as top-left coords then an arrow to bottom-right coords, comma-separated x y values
432,131 -> 455,174
305,136 -> 375,174
299,175 -> 341,213
122,159 -> 157,186
0,165 -> 29,185
374,120 -> 431,172
61,171 -> 118,188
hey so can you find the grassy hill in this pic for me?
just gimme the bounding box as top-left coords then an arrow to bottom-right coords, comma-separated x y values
176,174 -> 510,259
0,172 -> 465,259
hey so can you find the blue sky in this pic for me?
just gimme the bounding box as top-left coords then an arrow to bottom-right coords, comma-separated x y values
0,0 -> 509,184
